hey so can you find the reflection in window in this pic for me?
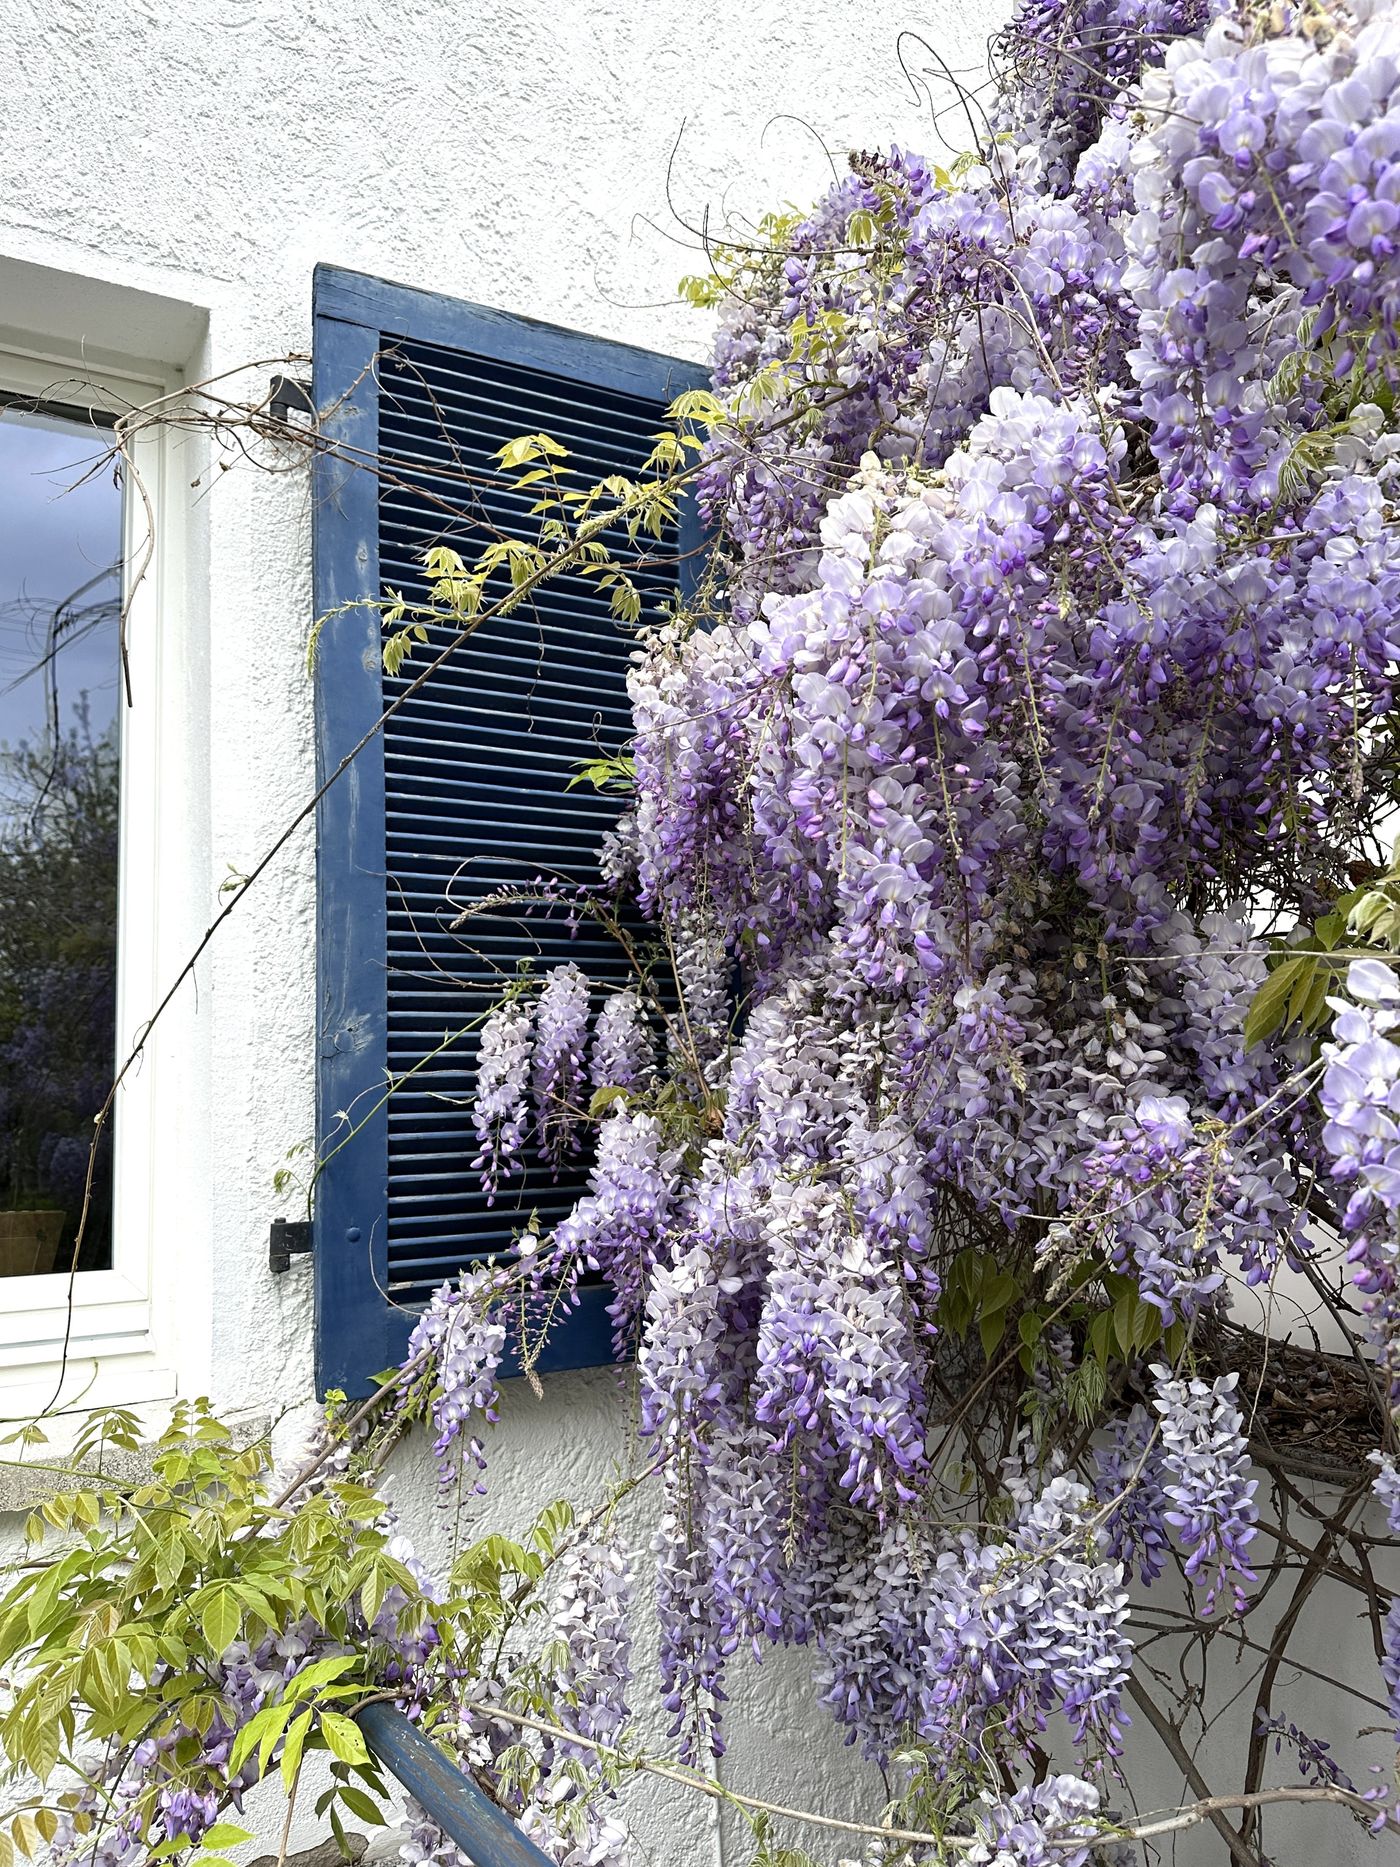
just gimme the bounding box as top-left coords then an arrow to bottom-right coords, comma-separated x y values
0,400 -> 122,1277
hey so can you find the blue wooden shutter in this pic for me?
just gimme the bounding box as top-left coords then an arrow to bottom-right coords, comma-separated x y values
311,265 -> 706,1397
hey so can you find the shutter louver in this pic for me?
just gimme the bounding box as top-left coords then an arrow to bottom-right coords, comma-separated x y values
312,268 -> 705,1395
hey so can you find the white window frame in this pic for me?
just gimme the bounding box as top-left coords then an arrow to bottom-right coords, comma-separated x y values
0,340 -> 192,1420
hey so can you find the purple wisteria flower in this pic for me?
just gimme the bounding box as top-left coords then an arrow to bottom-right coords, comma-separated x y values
964,1772 -> 1107,1867
1386,1602 -> 1400,1742
1095,1405 -> 1170,1586
470,994 -> 533,1202
1150,1363 -> 1258,1614
815,1471 -> 1132,1765
1320,958 -> 1400,1362
1071,1096 -> 1227,1321
1319,959 -> 1400,1228
1258,1712 -> 1357,1794
405,1268 -> 507,1489
547,1532 -> 634,1752
590,986 -> 655,1093
671,907 -> 731,1081
554,1107 -> 679,1355
754,1177 -> 927,1512
1372,1450 -> 1400,1536
532,963 -> 592,1173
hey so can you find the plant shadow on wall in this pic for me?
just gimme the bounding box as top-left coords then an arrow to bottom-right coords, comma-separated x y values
11,1 -> 1400,1865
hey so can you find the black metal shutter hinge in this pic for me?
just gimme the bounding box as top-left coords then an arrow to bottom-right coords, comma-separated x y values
266,374 -> 316,424
269,1219 -> 313,1274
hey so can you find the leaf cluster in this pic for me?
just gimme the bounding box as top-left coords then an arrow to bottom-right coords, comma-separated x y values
0,1400 -> 582,1867
937,1249 -> 1185,1380
378,390 -> 723,678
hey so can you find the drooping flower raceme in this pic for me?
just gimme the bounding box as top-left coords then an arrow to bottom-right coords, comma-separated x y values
405,1269 -> 508,1489
590,987 -> 656,1093
1320,958 -> 1400,1376
1151,1364 -> 1258,1615
470,995 -> 533,1203
554,1107 -> 679,1355
964,1772 -> 1108,1867
532,963 -> 592,1173
1095,1406 -> 1171,1586
1374,1452 -> 1400,1537
671,907 -> 730,1082
812,1471 -> 1132,1767
1069,1097 -> 1227,1322
547,1532 -> 635,1752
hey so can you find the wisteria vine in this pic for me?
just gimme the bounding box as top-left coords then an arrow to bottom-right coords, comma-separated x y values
11,3 -> 1400,1866
445,0 -> 1400,1845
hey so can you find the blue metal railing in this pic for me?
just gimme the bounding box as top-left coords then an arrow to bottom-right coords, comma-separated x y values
356,1703 -> 554,1867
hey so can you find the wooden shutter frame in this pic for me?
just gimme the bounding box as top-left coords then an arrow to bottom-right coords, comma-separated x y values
311,264 -> 706,1398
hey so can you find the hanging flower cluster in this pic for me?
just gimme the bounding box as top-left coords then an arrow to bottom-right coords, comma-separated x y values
473,973 -> 665,1186
590,987 -> 656,1095
531,964 -> 593,1174
1320,957 -> 1400,1361
422,0 -> 1400,1821
808,1470 -> 1132,1770
1317,956 -> 1400,1724
470,993 -> 533,1203
1149,1364 -> 1259,1615
963,1773 -> 1113,1867
404,1267 -> 509,1488
555,1108 -> 681,1355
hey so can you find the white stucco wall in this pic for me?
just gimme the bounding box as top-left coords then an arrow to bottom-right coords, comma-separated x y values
1,3 -> 1397,1863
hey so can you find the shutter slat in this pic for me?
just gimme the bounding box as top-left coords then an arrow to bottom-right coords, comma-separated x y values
377,333 -> 674,1289
380,341 -> 669,428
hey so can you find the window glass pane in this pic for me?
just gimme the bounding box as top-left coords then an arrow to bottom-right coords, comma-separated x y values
0,401 -> 122,1276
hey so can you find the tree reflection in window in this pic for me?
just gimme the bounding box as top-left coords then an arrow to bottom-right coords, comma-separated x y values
0,399 -> 122,1277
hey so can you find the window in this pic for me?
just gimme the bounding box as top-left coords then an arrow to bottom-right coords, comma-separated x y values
0,394 -> 123,1280
0,334 -> 192,1418
311,267 -> 704,1397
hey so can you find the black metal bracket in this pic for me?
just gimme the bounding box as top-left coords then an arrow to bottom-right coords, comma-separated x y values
269,1219 -> 313,1274
266,374 -> 316,424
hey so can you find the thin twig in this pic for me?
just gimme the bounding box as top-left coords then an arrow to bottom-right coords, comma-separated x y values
454,1698 -> 1399,1852
275,1751 -> 304,1867
1126,1675 -> 1266,1867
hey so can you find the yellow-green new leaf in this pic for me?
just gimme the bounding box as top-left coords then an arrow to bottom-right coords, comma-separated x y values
228,1699 -> 293,1779
287,1654 -> 360,1701
336,1786 -> 385,1828
199,1587 -> 241,1658
281,1708 -> 313,1791
360,1560 -> 387,1632
1243,954 -> 1309,1049
319,1712 -> 370,1767
200,1826 -> 254,1850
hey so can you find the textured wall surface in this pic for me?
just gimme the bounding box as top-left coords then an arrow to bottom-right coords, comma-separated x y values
1,3 -> 1396,1863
